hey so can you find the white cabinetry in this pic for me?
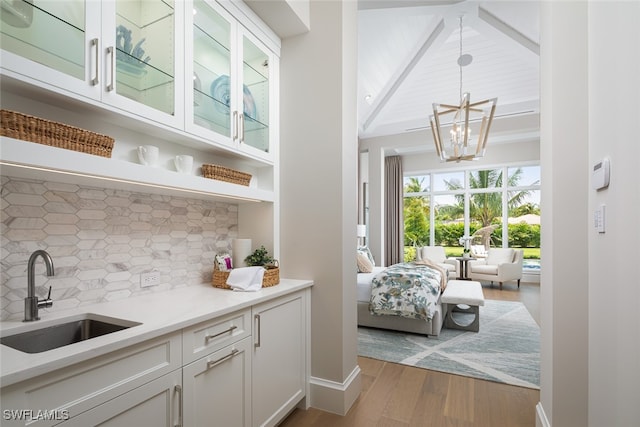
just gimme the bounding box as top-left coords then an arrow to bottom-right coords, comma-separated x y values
100,0 -> 184,128
0,332 -> 181,427
186,0 -> 276,162
0,1 -> 102,100
252,292 -> 307,427
0,288 -> 310,427
183,336 -> 252,427
0,0 -> 279,201
59,370 -> 182,427
181,308 -> 252,426
0,0 -> 183,128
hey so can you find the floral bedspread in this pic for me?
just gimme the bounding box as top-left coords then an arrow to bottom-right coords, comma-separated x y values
369,262 -> 443,321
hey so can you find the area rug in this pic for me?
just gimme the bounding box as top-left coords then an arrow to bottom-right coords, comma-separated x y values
358,299 -> 540,389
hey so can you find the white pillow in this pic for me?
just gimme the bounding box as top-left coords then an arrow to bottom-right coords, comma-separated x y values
471,245 -> 487,255
357,252 -> 374,273
486,248 -> 514,265
357,246 -> 375,267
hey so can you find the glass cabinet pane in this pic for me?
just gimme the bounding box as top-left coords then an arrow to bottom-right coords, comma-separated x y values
192,0 -> 231,137
242,35 -> 269,153
115,0 -> 175,115
0,0 -> 85,80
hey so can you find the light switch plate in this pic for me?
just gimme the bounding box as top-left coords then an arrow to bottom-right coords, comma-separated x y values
594,204 -> 606,233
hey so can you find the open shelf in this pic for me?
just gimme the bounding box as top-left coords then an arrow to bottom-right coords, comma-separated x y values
0,137 -> 273,204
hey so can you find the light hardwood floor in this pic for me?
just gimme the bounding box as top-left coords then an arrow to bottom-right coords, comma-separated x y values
280,281 -> 540,427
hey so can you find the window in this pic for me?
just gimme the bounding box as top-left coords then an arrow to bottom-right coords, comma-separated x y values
403,165 -> 540,263
404,176 -> 430,260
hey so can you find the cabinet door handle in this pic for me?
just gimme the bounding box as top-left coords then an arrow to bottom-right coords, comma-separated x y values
206,348 -> 239,370
254,314 -> 261,347
106,46 -> 115,92
204,325 -> 237,342
232,110 -> 238,141
90,38 -> 99,86
239,113 -> 245,143
174,384 -> 183,427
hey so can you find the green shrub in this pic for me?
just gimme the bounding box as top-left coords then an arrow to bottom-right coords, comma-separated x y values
404,246 -> 417,263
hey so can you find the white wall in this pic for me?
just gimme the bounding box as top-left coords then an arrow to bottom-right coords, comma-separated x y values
538,2 -> 640,426
587,2 -> 640,426
539,2 -> 589,425
279,0 -> 360,415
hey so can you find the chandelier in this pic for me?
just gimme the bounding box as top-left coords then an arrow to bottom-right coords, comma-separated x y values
430,16 -> 497,162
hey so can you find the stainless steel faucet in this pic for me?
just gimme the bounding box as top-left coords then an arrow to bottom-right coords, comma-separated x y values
24,250 -> 55,322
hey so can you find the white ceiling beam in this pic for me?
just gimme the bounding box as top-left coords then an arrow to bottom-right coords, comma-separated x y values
362,18 -> 451,133
477,6 -> 540,56
361,99 -> 540,140
358,0 -> 463,11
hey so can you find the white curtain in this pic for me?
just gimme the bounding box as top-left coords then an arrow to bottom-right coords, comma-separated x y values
385,156 -> 403,266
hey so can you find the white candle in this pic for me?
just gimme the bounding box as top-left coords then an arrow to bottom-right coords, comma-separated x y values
232,239 -> 252,268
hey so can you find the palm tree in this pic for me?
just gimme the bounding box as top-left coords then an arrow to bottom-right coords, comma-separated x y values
444,168 -> 535,227
511,202 -> 541,217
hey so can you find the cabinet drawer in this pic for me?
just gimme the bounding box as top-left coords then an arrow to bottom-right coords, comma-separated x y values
183,337 -> 252,427
0,332 -> 181,427
182,309 -> 251,364
58,369 -> 181,427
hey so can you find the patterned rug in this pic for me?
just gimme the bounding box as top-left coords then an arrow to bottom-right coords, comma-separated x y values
358,299 -> 540,389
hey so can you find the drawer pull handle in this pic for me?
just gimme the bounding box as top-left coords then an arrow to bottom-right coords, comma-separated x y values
206,348 -> 239,370
204,325 -> 237,342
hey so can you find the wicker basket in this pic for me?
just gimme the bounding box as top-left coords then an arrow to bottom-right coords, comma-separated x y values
212,263 -> 280,289
202,164 -> 252,186
0,109 -> 114,158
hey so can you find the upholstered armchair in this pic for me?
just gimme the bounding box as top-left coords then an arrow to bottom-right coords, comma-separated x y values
417,246 -> 458,279
468,248 -> 524,289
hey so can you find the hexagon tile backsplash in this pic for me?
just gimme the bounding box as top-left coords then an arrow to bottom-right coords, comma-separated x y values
0,176 -> 239,321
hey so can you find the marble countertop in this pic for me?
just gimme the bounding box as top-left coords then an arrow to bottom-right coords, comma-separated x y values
0,279 -> 313,387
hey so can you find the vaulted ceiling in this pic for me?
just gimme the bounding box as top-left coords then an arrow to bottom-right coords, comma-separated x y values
357,0 -> 540,149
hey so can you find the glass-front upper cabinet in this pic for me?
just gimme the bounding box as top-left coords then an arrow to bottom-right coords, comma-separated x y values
185,0 -> 274,162
0,0 -> 183,128
101,0 -> 184,127
240,30 -> 271,160
0,0 -> 101,98
187,0 -> 233,140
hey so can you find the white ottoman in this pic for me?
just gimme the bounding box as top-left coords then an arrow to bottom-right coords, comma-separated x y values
441,280 -> 485,332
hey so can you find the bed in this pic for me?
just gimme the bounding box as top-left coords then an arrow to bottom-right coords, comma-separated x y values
357,263 -> 445,337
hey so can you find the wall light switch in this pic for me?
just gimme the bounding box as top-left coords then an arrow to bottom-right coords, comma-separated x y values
594,204 -> 606,233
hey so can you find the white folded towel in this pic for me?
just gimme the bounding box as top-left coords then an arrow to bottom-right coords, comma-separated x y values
226,267 -> 264,292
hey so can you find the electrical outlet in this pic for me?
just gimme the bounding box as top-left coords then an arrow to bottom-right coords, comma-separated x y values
140,271 -> 160,288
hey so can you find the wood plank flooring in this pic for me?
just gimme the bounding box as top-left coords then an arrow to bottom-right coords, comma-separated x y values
280,282 -> 541,427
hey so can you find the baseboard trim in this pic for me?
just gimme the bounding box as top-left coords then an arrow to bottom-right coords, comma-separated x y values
309,364 -> 361,416
536,402 -> 550,427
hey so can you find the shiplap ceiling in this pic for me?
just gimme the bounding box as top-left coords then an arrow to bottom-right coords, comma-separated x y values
357,0 -> 540,145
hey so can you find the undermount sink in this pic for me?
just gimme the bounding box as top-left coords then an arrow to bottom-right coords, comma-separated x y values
0,314 -> 141,354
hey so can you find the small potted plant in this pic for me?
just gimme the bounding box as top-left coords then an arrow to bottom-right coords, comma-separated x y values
245,245 -> 275,267
245,246 -> 280,286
